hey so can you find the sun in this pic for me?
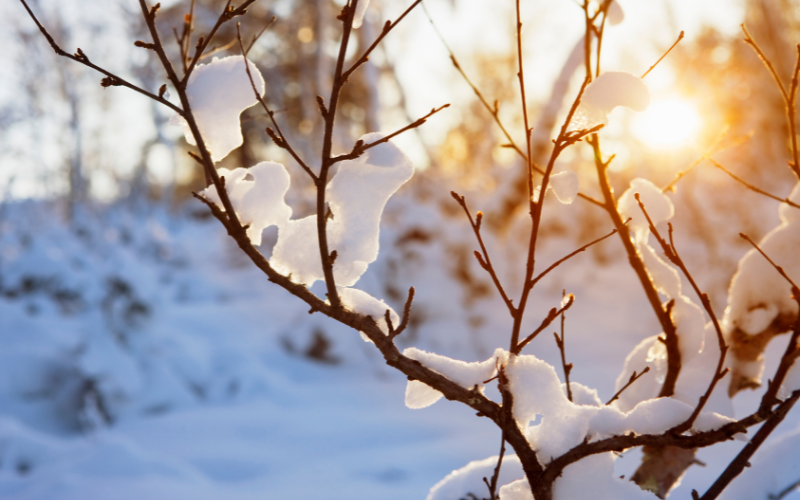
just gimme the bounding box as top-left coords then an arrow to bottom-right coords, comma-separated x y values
630,99 -> 702,149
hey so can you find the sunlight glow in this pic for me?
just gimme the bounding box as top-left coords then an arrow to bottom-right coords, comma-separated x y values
630,99 -> 702,149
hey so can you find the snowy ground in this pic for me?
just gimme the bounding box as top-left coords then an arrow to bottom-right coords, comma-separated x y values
1,197 -> 799,500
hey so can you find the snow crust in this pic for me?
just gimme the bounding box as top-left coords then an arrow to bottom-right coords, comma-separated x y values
175,56 -> 264,162
271,133 -> 414,286
352,0 -> 370,29
575,71 -> 650,127
403,348 -> 507,409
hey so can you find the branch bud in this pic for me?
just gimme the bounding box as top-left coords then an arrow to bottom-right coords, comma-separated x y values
134,40 -> 156,50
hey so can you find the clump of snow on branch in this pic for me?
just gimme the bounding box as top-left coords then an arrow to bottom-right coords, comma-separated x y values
337,286 -> 398,341
549,171 -> 580,204
504,352 -> 733,462
495,454 -> 661,500
201,133 -> 412,290
614,179 -> 733,414
403,348 -> 507,409
352,0 -> 370,29
172,55 -> 264,162
202,162 -> 292,246
723,182 -> 800,392
272,133 -> 414,286
574,71 -> 650,128
426,455 -> 524,500
403,347 -> 508,410
606,1 -> 625,26
408,346 -> 735,464
532,172 -> 579,205
618,179 -> 706,355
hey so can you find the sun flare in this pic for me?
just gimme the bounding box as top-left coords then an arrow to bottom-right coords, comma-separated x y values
631,99 -> 701,149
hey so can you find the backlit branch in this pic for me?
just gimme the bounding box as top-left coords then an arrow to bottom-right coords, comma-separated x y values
19,0 -> 183,115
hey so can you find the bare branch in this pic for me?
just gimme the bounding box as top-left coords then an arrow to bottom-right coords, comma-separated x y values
529,223 -> 623,290
514,294 -> 574,354
235,25 -> 316,180
19,0 -> 183,115
694,391 -> 800,500
341,0 -> 424,82
605,367 -> 650,406
700,153 -> 800,211
451,192 -> 515,315
555,290 -> 573,402
331,104 -> 450,165
640,31 -> 684,79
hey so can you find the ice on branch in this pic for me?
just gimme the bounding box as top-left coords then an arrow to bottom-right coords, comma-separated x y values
202,162 -> 292,246
403,348 -> 507,409
550,171 -> 580,205
607,0 -> 625,26
271,133 -> 414,286
574,71 -> 650,127
337,287 -> 399,341
172,55 -> 264,162
724,182 -> 800,394
427,455 -> 524,500
352,0 -> 370,29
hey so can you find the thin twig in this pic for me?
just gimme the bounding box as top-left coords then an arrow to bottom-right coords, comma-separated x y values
183,0 -> 257,84
769,478 -> 800,500
450,191 -> 515,314
514,295 -> 575,354
693,391 -> 800,500
483,427 -> 506,500
739,234 -> 800,414
739,234 -> 800,291
634,194 -> 729,431
589,134 -> 681,398
341,0 -> 424,82
388,287 -> 416,339
235,25 -> 316,180
606,367 -> 651,406
699,152 -> 800,210
529,223 -> 623,289
419,2 -> 605,208
554,290 -> 573,402
19,0 -> 184,115
741,24 -> 800,180
331,104 -> 450,165
641,31 -> 684,79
